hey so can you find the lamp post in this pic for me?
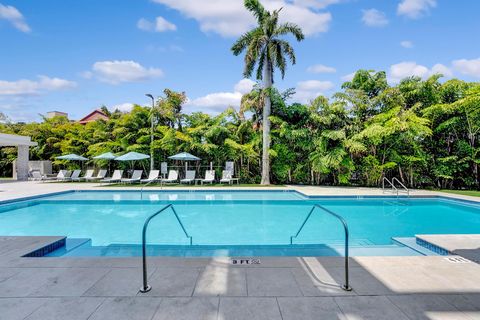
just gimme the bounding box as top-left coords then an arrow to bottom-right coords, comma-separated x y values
145,94 -> 155,171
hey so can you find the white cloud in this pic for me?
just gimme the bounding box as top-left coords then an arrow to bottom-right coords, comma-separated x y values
341,72 -> 356,82
452,58 -> 480,78
307,64 -> 336,74
137,16 -> 177,32
0,76 -> 76,95
152,0 -> 332,37
111,103 -> 135,112
0,3 -> 30,32
400,40 -> 414,48
294,80 -> 334,103
234,79 -> 256,94
362,9 -> 388,27
186,79 -> 255,113
397,0 -> 436,19
89,60 -> 164,84
389,61 -> 452,83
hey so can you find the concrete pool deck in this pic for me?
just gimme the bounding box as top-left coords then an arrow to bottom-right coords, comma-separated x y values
0,181 -> 479,319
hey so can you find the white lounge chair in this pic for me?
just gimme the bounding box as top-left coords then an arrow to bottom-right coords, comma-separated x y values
141,170 -> 160,183
121,170 -> 143,184
76,169 -> 94,182
85,169 -> 107,181
56,170 -> 72,181
180,170 -> 196,184
219,170 -> 233,184
30,171 -> 46,181
64,169 -> 81,181
200,170 -> 215,185
160,170 -> 178,184
101,170 -> 123,183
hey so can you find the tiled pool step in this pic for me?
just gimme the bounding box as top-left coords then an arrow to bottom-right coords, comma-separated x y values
392,237 -> 441,256
44,239 -> 423,257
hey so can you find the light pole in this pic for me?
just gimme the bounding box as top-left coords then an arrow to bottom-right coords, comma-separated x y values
145,94 -> 155,171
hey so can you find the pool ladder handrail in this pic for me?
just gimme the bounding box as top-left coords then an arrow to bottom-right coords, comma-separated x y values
140,178 -> 163,200
290,204 -> 352,291
140,204 -> 192,293
392,177 -> 409,196
382,177 -> 409,197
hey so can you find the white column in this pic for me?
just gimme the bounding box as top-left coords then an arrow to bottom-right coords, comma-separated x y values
15,145 -> 29,181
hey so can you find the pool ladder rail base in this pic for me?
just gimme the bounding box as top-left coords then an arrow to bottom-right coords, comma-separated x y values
382,177 -> 409,197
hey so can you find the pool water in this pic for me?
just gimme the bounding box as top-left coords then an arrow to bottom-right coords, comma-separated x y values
0,191 -> 479,256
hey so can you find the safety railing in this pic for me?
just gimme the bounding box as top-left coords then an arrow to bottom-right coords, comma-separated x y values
290,204 -> 352,291
392,177 -> 409,196
139,204 -> 192,293
140,179 -> 162,200
382,177 -> 398,195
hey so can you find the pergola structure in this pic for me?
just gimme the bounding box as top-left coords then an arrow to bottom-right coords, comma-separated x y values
0,133 -> 38,181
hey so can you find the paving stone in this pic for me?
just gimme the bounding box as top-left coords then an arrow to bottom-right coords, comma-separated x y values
141,267 -> 200,297
334,296 -> 410,320
440,294 -> 480,312
194,266 -> 247,296
246,268 -> 302,297
28,267 -> 110,297
0,298 -> 47,320
291,266 -> 355,297
84,268 -> 154,297
152,297 -> 219,320
218,297 -> 282,320
25,297 -> 105,320
88,297 -> 161,320
277,297 -> 344,320
388,294 -> 476,320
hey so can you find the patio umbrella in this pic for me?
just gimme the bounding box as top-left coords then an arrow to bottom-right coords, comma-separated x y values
56,153 -> 88,171
168,152 -> 201,176
56,154 -> 88,161
93,152 -> 117,173
93,152 -> 116,160
115,152 -> 150,170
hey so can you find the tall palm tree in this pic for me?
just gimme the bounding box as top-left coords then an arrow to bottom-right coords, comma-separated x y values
232,0 -> 304,185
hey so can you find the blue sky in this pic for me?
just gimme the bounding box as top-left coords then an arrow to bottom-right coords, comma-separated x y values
1,0 -> 479,122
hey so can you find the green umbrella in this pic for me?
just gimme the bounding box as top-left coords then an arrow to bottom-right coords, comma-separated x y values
168,152 -> 201,176
56,154 -> 88,161
115,152 -> 150,161
93,152 -> 116,160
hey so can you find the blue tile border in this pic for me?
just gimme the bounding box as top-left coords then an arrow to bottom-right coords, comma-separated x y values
415,238 -> 450,256
23,237 -> 66,257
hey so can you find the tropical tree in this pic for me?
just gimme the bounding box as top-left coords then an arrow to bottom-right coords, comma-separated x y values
231,0 -> 304,184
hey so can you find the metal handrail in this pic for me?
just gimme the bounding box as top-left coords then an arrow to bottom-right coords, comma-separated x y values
290,204 -> 352,291
392,177 -> 409,196
382,177 -> 398,195
139,204 -> 192,293
140,178 -> 162,199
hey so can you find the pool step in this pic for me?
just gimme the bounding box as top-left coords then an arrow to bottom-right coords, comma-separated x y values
45,238 -> 91,257
49,241 -> 422,257
392,237 -> 441,256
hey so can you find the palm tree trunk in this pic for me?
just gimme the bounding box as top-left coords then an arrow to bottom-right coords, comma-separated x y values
261,61 -> 272,185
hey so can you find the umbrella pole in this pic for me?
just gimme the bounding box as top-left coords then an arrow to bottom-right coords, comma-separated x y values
185,162 -> 188,178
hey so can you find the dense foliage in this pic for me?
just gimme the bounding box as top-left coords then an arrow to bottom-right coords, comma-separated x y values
1,71 -> 479,189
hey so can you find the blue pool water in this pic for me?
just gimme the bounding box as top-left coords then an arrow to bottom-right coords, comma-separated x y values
0,191 -> 479,256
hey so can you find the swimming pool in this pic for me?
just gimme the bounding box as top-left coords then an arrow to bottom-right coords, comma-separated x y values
1,190 -> 479,257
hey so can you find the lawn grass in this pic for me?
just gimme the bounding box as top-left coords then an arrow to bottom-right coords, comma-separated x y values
440,189 -> 480,197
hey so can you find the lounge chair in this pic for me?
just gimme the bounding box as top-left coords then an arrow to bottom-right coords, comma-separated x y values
85,169 -> 107,181
160,170 -> 178,184
199,170 -> 215,185
64,169 -> 81,181
29,171 -> 46,181
56,170 -> 72,181
121,170 -> 143,184
141,170 -> 159,183
101,170 -> 123,183
219,170 -> 233,184
75,169 -> 94,182
180,170 -> 196,184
